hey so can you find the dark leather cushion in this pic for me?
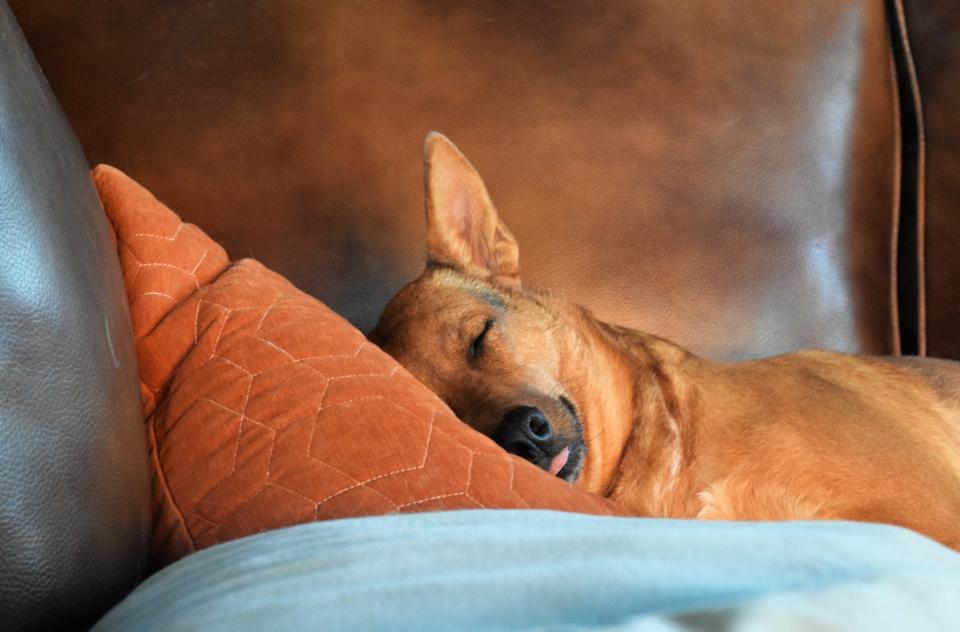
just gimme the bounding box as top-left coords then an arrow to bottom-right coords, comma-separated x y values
10,0 -> 900,360
902,0 -> 960,359
0,4 -> 150,629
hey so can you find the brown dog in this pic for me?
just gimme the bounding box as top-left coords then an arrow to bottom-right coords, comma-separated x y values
370,132 -> 960,550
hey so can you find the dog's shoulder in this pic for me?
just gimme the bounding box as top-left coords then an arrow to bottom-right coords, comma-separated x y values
874,355 -> 960,409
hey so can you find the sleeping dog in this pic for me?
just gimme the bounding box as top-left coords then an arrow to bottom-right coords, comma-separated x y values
370,132 -> 960,550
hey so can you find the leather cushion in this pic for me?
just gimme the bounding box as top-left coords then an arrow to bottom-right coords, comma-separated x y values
902,0 -> 960,359
12,0 -> 900,361
93,165 -> 626,567
0,3 -> 151,629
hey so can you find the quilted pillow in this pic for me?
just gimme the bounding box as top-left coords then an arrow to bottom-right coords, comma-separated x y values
92,165 -> 626,567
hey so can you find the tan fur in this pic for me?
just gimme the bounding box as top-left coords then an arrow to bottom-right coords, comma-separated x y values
371,133 -> 960,550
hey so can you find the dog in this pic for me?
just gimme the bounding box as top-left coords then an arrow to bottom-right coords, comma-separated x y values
370,132 -> 960,550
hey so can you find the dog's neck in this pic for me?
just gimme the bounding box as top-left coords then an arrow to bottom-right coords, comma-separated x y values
567,308 -> 703,515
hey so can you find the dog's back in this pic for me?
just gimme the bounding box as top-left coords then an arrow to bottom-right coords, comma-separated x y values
669,351 -> 960,550
882,356 -> 960,411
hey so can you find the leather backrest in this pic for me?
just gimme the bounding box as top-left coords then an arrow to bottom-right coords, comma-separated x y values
11,0 -> 899,361
0,4 -> 150,629
901,0 -> 960,359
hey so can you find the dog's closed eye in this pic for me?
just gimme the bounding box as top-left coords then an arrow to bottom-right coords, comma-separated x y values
469,319 -> 494,361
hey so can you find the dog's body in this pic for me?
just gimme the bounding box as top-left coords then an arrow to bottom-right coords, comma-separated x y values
371,133 -> 960,550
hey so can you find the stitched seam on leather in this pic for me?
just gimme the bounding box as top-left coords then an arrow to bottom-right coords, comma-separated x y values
885,0 -> 928,355
890,0 -> 926,355
887,45 -> 903,356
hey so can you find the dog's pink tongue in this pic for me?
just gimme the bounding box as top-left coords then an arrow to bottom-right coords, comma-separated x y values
548,447 -> 570,476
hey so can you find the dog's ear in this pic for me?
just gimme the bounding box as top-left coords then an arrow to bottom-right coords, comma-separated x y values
423,132 -> 520,286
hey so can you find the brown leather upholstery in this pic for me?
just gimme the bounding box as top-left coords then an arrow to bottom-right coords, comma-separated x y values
0,4 -> 150,629
9,0 -> 901,361
902,0 -> 960,359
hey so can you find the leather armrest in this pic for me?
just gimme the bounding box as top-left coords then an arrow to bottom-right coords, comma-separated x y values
0,3 -> 150,629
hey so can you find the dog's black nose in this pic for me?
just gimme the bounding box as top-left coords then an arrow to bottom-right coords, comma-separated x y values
494,406 -> 556,461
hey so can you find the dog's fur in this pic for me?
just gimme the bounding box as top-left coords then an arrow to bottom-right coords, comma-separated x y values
370,133 -> 960,550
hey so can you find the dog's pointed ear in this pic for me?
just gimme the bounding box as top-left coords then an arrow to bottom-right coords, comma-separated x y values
423,132 -> 520,286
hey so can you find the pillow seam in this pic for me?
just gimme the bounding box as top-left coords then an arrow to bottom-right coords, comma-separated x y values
148,412 -> 198,556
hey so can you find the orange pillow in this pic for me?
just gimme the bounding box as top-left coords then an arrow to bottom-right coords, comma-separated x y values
93,165 -> 626,567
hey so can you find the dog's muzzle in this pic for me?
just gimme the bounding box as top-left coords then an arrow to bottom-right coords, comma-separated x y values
493,406 -> 575,479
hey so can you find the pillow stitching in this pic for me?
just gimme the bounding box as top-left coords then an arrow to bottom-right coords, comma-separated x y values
138,291 -> 177,301
136,291 -> 218,397
506,458 -> 533,508
181,393 -> 402,523
311,409 -> 438,507
130,223 -> 187,242
136,262 -> 203,288
180,343 -> 550,525
190,247 -> 212,274
398,492 -> 481,510
147,414 -> 197,554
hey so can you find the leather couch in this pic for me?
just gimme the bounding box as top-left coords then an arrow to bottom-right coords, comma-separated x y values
11,0 -> 940,361
0,5 -> 150,629
1,0 -> 952,628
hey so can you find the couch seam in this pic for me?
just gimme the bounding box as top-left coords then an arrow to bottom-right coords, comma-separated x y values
887,44 -> 902,356
885,0 -> 927,355
890,0 -> 926,356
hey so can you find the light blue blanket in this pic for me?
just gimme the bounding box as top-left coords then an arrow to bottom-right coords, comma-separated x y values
96,510 -> 960,631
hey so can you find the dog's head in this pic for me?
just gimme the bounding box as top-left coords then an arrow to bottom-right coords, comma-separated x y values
370,133 -> 594,483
